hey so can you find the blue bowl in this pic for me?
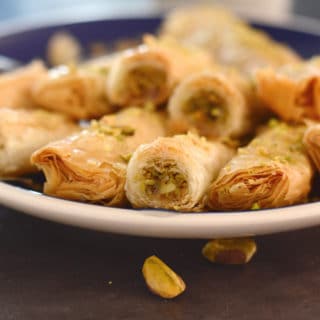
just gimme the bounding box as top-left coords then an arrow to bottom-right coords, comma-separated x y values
0,16 -> 320,63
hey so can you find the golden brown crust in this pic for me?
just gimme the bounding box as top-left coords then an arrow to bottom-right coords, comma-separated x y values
143,35 -> 215,85
0,61 -> 46,109
256,61 -> 320,122
31,108 -> 165,206
160,5 -> 300,75
106,47 -> 172,107
0,108 -> 78,177
207,123 -> 313,210
32,65 -> 112,120
303,123 -> 320,171
125,133 -> 234,211
167,70 -> 257,139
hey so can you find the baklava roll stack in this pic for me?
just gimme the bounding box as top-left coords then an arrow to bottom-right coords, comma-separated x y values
0,108 -> 78,177
143,35 -> 215,85
106,46 -> 172,107
0,61 -> 46,109
32,64 -> 112,120
160,5 -> 300,75
106,35 -> 215,108
207,122 -> 313,210
168,69 -> 258,139
31,108 -> 165,206
256,58 -> 320,122
125,133 -> 234,212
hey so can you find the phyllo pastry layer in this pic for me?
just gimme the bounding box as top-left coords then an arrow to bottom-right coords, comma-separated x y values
256,58 -> 320,122
0,108 -> 78,177
0,61 -> 46,109
125,133 -> 234,212
303,122 -> 320,171
32,65 -> 112,120
31,108 -> 165,206
207,122 -> 313,210
168,70 -> 259,139
160,5 -> 300,74
106,46 -> 171,107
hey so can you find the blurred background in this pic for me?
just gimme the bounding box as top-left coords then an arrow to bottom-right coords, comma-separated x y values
0,0 -> 318,22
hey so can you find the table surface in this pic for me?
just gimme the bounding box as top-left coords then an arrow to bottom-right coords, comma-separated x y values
1,1 -> 320,319
1,206 -> 320,320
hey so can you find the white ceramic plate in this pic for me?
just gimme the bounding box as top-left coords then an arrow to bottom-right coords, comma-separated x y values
1,181 -> 320,238
1,15 -> 320,238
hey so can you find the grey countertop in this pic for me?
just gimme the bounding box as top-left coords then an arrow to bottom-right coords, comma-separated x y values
2,207 -> 320,320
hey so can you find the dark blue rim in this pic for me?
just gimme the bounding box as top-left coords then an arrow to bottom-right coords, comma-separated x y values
0,14 -> 320,62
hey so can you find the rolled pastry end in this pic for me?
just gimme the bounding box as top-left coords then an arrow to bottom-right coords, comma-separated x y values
168,72 -> 248,139
107,48 -> 171,107
31,149 -> 127,206
255,64 -> 320,122
207,165 -> 288,211
139,161 -> 188,202
126,134 -> 234,212
31,107 -> 165,206
126,145 -> 190,211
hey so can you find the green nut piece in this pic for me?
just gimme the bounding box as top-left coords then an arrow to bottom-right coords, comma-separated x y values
202,238 -> 257,265
142,255 -> 186,299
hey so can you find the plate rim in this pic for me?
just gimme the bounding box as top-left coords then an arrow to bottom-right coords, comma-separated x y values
1,181 -> 320,238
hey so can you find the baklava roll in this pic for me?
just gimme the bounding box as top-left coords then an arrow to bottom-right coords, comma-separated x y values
303,122 -> 320,171
143,35 -> 215,85
0,108 -> 78,177
207,122 -> 313,210
256,58 -> 320,122
32,64 -> 112,120
168,70 -> 256,139
31,108 -> 165,206
106,46 -> 171,107
0,61 -> 46,109
160,5 -> 300,75
125,133 -> 234,212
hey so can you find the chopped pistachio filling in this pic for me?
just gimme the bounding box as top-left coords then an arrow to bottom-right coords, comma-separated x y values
251,202 -> 260,210
126,66 -> 167,101
184,90 -> 226,123
120,153 -> 132,163
144,101 -> 156,112
90,120 -> 135,139
140,163 -> 188,200
244,123 -> 304,165
268,118 -> 280,128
